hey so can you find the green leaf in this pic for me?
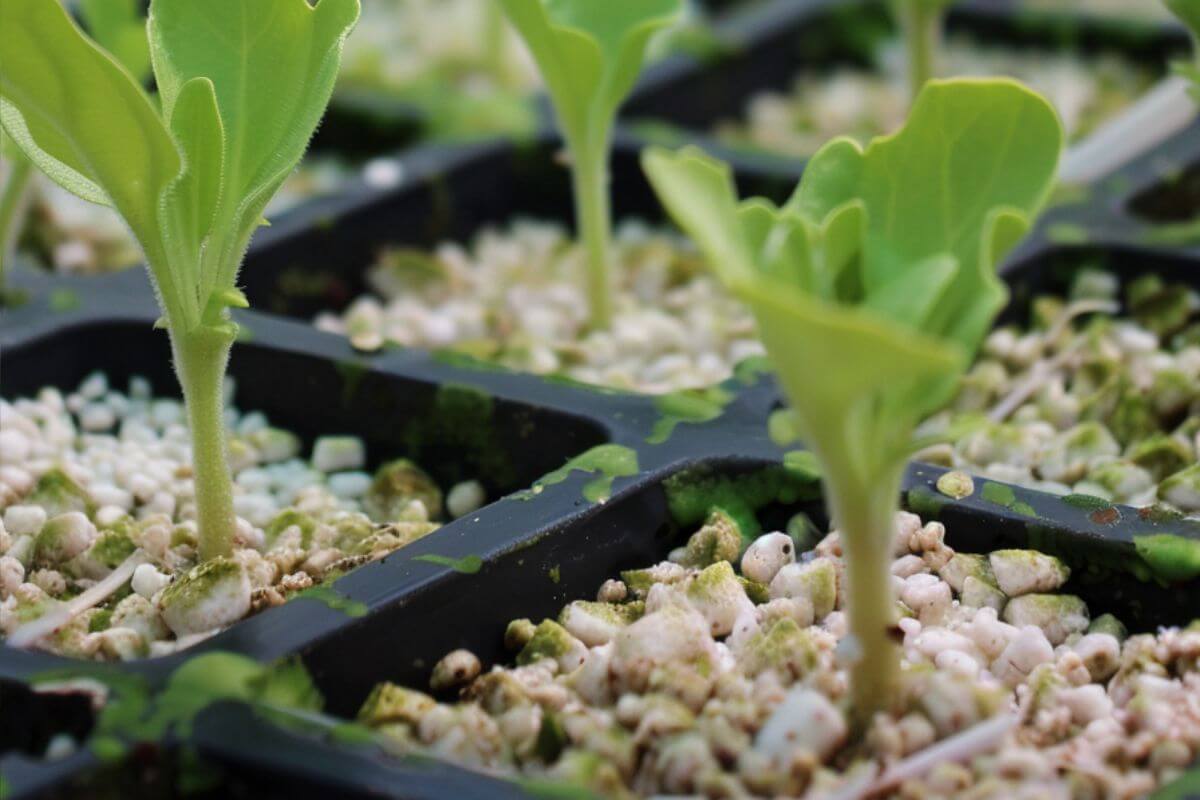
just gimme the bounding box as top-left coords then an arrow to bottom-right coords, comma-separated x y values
498,0 -> 682,152
148,0 -> 360,305
644,77 -> 1062,476
79,0 -> 152,82
788,78 -> 1062,352
0,0 -> 178,236
1167,0 -> 1200,39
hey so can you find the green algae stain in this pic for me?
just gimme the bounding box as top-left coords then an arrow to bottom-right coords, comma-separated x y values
733,355 -> 773,386
664,462 -> 821,543
1151,764 -> 1200,800
49,288 -> 81,312
1062,493 -> 1112,512
1132,534 -> 1200,583
431,347 -> 511,374
294,585 -> 367,618
1045,222 -> 1089,245
414,554 -> 483,574
906,486 -> 948,519
782,450 -> 821,481
647,386 -> 732,444
519,444 -> 639,504
981,482 -> 1036,518
405,383 -> 517,488
334,358 -> 370,407
547,564 -> 561,584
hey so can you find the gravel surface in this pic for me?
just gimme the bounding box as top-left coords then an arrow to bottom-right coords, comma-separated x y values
356,510 -> 1200,798
317,219 -> 766,394
715,37 -> 1156,159
0,372 -> 485,660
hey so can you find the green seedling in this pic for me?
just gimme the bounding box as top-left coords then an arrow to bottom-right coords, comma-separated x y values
893,0 -> 954,100
644,78 -> 1062,722
0,0 -> 359,560
1166,0 -> 1200,95
498,0 -> 683,328
0,0 -> 151,301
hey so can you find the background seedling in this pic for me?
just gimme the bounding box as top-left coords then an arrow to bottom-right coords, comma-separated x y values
894,0 -> 954,100
644,78 -> 1063,723
0,0 -> 359,561
498,0 -> 683,329
1166,0 -> 1200,94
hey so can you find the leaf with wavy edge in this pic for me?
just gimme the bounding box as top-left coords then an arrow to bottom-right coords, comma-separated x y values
499,0 -> 682,153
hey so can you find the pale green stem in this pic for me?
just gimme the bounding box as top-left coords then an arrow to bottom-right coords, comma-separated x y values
173,326 -> 237,562
570,140 -> 614,329
0,152 -> 34,293
899,1 -> 943,102
481,0 -> 508,87
825,464 -> 905,727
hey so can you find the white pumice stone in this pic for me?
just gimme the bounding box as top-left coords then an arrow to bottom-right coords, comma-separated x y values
158,557 -> 251,636
329,472 -> 372,499
311,436 -> 366,473
0,430 -> 31,464
740,532 -> 795,585
988,550 -> 1071,596
79,403 -> 116,432
754,687 -> 846,764
446,480 -> 486,518
79,372 -> 108,400
992,625 -> 1055,687
132,563 -> 170,600
4,505 -> 47,538
1002,594 -> 1089,645
0,556 -> 25,597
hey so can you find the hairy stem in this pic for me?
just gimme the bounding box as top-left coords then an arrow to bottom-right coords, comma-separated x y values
899,1 -> 942,101
173,327 -> 237,561
0,151 -> 34,292
571,141 -> 614,329
826,466 -> 904,727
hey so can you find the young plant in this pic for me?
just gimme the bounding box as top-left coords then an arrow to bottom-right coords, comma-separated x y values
644,78 -> 1062,722
1166,0 -> 1200,95
0,0 -> 151,301
498,0 -> 683,329
0,0 -> 359,561
894,0 -> 954,100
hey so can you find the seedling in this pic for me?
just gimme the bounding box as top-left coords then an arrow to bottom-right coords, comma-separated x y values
0,0 -> 151,301
644,78 -> 1062,722
894,0 -> 954,100
0,0 -> 359,561
498,0 -> 683,328
1166,0 -> 1200,95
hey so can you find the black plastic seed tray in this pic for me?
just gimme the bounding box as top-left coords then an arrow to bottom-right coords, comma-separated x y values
5,201 -> 1200,800
5,23 -> 1200,800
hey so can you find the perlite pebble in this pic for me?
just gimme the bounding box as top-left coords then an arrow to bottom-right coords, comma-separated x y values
754,687 -> 846,764
988,550 -> 1070,597
311,436 -> 366,473
3,505 -> 46,537
446,480 -> 486,518
740,532 -> 795,585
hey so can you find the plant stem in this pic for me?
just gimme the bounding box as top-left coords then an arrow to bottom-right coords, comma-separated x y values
571,141 -> 614,330
481,0 -> 508,87
826,466 -> 904,727
0,151 -> 34,293
899,0 -> 942,101
173,326 -> 237,562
